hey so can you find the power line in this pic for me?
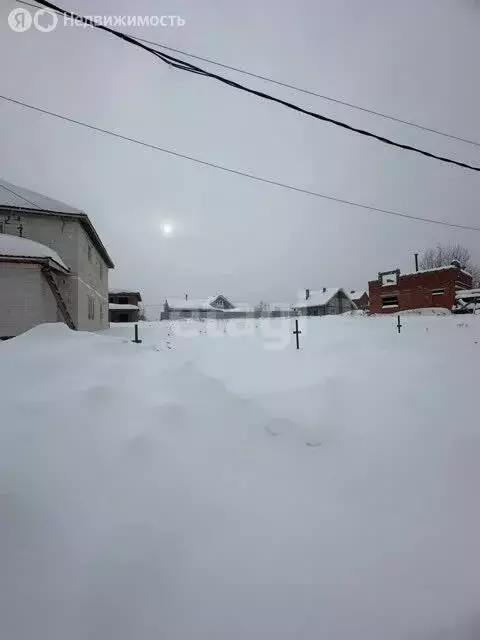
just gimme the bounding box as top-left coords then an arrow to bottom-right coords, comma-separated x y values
30,0 -> 480,173
19,0 -> 480,150
0,181 -> 41,209
2,93 -> 480,232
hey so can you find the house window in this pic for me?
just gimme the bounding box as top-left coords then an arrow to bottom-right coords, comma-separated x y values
88,245 -> 92,262
88,296 -> 95,320
0,221 -> 4,234
432,289 -> 445,296
99,304 -> 104,322
381,295 -> 399,308
118,296 -> 128,304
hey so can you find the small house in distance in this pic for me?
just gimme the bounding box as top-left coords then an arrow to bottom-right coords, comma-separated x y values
350,290 -> 369,310
294,288 -> 355,316
368,262 -> 472,314
109,289 -> 142,323
161,294 -> 235,320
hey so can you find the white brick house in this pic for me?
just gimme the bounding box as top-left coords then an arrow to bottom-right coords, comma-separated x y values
0,178 -> 114,339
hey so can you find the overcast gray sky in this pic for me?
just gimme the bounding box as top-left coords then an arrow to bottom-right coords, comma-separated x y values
1,0 -> 480,310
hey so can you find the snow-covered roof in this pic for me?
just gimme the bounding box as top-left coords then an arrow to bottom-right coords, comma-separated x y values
0,178 -> 83,214
350,290 -> 367,300
109,303 -> 139,310
403,265 -> 472,278
165,295 -> 233,311
295,288 -> 350,308
165,297 -> 215,311
0,233 -> 68,270
109,289 -> 142,301
455,288 -> 480,300
0,178 -> 114,268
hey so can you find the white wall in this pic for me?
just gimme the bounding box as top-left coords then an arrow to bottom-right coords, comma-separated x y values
3,213 -> 80,270
75,224 -> 109,330
1,212 -> 110,331
2,213 -> 78,323
0,263 -> 57,338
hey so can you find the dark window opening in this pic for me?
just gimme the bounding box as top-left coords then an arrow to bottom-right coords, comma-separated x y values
382,295 -> 399,307
118,296 -> 128,304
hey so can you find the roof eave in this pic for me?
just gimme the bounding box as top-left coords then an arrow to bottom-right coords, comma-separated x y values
109,291 -> 142,301
0,254 -> 70,274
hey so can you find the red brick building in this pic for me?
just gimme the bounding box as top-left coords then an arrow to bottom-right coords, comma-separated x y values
368,264 -> 472,314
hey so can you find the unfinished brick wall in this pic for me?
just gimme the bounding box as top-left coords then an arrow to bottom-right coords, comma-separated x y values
368,267 -> 472,314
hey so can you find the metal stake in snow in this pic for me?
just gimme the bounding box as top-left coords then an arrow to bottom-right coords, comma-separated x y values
132,323 -> 142,344
293,319 -> 302,349
397,315 -> 402,334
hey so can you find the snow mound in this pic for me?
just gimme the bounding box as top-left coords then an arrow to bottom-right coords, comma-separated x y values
1,320 -> 480,640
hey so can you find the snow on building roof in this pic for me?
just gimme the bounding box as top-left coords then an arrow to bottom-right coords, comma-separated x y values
109,289 -> 142,301
350,290 -> 367,300
109,303 -> 139,310
295,288 -> 349,308
165,297 -> 220,311
165,295 -> 233,311
403,265 -> 472,278
455,288 -> 480,300
0,177 -> 83,214
0,233 -> 68,270
0,178 -> 114,268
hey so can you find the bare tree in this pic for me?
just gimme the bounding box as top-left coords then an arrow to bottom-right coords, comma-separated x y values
419,244 -> 480,285
138,305 -> 148,321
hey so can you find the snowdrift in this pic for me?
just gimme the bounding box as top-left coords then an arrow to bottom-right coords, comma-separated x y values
1,318 -> 480,640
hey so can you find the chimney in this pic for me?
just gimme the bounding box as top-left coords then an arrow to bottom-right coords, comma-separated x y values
185,293 -> 188,301
350,290 -> 355,294
305,288 -> 310,300
323,287 -> 327,293
414,253 -> 419,272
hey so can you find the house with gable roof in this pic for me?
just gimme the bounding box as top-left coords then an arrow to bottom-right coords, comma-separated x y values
0,177 -> 114,339
294,288 -> 355,316
161,294 -> 235,320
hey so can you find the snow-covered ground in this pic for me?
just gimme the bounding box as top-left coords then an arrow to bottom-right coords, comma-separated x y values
1,315 -> 480,640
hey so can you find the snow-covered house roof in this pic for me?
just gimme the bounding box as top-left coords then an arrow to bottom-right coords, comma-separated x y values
295,288 -> 352,308
109,303 -> 139,311
109,289 -> 142,302
350,290 -> 367,301
0,178 -> 114,268
165,295 -> 234,311
0,233 -> 68,271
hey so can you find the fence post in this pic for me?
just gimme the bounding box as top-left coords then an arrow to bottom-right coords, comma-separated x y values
132,323 -> 142,344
